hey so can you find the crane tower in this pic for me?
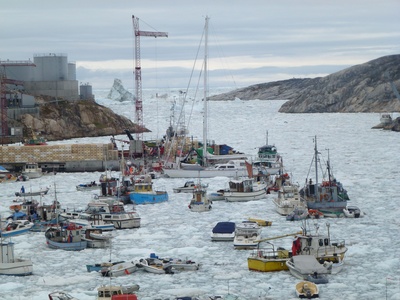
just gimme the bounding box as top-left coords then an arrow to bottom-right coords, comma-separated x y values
132,15 -> 168,140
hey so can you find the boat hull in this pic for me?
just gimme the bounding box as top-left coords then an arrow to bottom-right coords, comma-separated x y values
163,168 -> 250,178
46,238 -> 87,251
130,192 -> 168,205
247,257 -> 289,272
0,259 -> 33,276
225,188 -> 266,202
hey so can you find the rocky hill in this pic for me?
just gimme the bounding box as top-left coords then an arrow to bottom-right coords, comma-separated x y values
209,54 -> 400,113
17,98 -> 145,141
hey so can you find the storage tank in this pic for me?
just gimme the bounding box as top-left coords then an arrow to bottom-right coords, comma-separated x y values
68,62 -> 76,80
1,64 -> 36,81
33,53 -> 68,81
80,84 -> 94,100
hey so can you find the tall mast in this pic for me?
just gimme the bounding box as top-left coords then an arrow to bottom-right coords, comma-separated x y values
314,136 -> 319,199
202,16 -> 209,167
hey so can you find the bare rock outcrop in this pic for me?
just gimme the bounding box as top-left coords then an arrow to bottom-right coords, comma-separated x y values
208,55 -> 400,114
19,99 -> 146,141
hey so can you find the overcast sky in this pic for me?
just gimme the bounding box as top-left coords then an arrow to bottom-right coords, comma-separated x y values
1,1 -> 399,90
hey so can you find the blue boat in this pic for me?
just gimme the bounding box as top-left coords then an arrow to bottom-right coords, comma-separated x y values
129,181 -> 168,205
45,223 -> 87,251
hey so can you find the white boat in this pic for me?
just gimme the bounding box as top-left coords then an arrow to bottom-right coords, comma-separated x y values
343,205 -> 365,218
81,228 -> 112,248
188,183 -> 212,212
211,221 -> 236,241
272,183 -> 306,215
68,212 -> 115,231
224,177 -> 267,202
21,162 -> 43,179
146,253 -> 200,271
286,207 -> 309,221
0,219 -> 34,238
295,281 -> 319,299
137,257 -> 174,274
101,211 -> 141,229
286,255 -> 331,284
101,261 -> 138,277
173,180 -> 208,193
0,240 -> 33,276
233,221 -> 261,249
164,159 -> 254,178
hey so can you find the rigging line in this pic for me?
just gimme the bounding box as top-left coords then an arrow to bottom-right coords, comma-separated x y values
209,23 -> 238,90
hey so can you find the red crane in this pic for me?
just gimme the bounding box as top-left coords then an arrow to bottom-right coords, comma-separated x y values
132,15 -> 168,140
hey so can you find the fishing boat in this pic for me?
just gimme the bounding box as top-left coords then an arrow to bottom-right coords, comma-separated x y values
224,177 -> 267,202
0,240 -> 33,276
252,136 -> 282,176
295,281 -> 319,299
21,162 -> 43,179
101,211 -> 141,229
97,284 -> 139,300
188,182 -> 212,212
247,243 -> 291,272
45,223 -> 87,251
299,136 -> 350,216
129,174 -> 168,205
211,221 -> 236,241
233,221 -> 262,249
272,183 -> 306,216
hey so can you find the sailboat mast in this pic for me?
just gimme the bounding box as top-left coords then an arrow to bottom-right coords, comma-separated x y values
202,16 -> 209,167
314,136 -> 319,199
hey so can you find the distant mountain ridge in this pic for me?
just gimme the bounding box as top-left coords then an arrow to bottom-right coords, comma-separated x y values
209,54 -> 400,113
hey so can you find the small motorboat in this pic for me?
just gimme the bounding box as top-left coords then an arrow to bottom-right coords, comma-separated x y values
101,261 -> 138,277
0,219 -> 34,238
295,281 -> 319,298
173,180 -> 208,193
343,205 -> 364,218
286,255 -> 330,284
76,181 -> 100,191
286,207 -> 309,221
15,186 -> 50,197
211,221 -> 236,241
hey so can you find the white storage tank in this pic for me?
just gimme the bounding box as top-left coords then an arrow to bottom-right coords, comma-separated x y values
80,83 -> 94,100
68,62 -> 76,80
33,53 -> 68,81
1,63 -> 36,81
